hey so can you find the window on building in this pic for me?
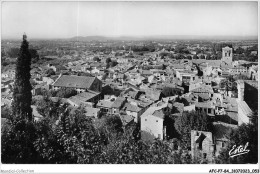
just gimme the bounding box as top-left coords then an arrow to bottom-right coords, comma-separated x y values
203,153 -> 207,159
222,142 -> 225,148
208,108 -> 211,114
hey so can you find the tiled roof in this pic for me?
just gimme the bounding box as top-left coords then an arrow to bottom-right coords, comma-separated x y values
125,103 -> 142,112
207,60 -> 222,67
75,91 -> 100,101
195,101 -> 213,108
97,100 -> 114,108
129,90 -> 141,99
117,73 -> 125,79
222,46 -> 232,50
141,106 -> 163,119
68,96 -> 83,106
226,111 -> 238,122
172,64 -> 186,69
120,114 -> 134,126
145,89 -> 162,101
111,97 -> 126,108
52,75 -> 96,89
142,70 -> 153,75
153,109 -> 165,119
220,62 -> 232,69
198,93 -> 210,100
85,107 -> 100,117
191,85 -> 214,94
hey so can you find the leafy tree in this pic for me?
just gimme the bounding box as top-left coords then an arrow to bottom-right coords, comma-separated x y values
162,87 -> 182,97
175,45 -> 190,54
45,68 -> 55,77
1,119 -> 42,163
96,124 -> 192,164
219,76 -> 237,96
1,106 -> 12,119
216,111 -> 258,164
234,47 -> 245,54
30,49 -> 40,63
36,96 -> 61,119
175,96 -> 189,106
106,57 -> 112,64
12,34 -> 33,121
174,111 -> 213,149
56,88 -> 77,98
34,107 -> 105,164
95,115 -> 123,143
33,117 -> 66,163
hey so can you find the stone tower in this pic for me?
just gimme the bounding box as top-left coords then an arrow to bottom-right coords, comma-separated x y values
191,130 -> 214,163
222,46 -> 233,64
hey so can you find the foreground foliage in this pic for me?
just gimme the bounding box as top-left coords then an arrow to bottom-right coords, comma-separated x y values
2,104 -> 193,164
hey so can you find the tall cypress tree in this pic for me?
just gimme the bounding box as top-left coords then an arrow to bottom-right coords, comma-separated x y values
12,33 -> 32,121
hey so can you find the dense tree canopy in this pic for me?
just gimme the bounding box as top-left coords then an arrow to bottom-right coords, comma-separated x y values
2,104 -> 192,164
216,111 -> 258,164
45,68 -> 55,77
162,87 -> 183,97
56,88 -> 77,98
174,111 -> 213,149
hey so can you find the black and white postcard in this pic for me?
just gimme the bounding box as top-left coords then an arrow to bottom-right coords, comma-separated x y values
1,1 -> 259,173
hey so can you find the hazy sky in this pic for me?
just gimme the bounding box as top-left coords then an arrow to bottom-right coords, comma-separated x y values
1,1 -> 258,39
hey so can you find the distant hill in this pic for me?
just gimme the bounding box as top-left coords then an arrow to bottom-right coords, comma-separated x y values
70,36 -> 108,41
69,36 -> 146,41
2,35 -> 258,42
69,35 -> 258,42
